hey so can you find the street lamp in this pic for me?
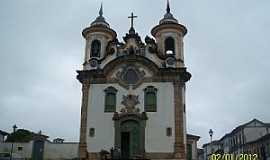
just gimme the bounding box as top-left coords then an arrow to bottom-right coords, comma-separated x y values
209,129 -> 213,143
209,129 -> 214,157
10,124 -> 17,160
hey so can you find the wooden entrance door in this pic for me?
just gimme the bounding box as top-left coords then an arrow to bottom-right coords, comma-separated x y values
121,120 -> 140,158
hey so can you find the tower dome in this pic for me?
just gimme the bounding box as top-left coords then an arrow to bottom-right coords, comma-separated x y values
159,0 -> 178,24
151,0 -> 187,68
90,3 -> 110,28
82,4 -> 116,39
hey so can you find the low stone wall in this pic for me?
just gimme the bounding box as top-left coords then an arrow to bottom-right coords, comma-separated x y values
0,141 -> 79,160
0,142 -> 33,159
44,141 -> 79,160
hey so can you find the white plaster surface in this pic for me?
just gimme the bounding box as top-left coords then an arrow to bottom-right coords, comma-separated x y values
43,141 -> 78,160
0,142 -> 33,158
87,82 -> 176,153
0,135 -> 4,143
244,127 -> 268,142
0,141 -> 79,160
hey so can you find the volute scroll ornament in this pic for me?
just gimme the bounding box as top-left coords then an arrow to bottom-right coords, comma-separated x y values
145,36 -> 157,53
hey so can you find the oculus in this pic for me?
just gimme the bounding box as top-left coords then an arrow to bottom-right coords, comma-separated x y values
116,65 -> 145,87
89,58 -> 99,68
165,56 -> 176,66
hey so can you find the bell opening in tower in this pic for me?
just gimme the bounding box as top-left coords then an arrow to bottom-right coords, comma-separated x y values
165,37 -> 175,55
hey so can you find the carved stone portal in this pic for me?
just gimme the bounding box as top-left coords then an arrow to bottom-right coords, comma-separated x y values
112,93 -> 148,159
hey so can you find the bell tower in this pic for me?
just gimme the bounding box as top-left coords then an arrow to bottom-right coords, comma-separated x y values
82,4 -> 117,70
151,1 -> 188,159
151,0 -> 187,68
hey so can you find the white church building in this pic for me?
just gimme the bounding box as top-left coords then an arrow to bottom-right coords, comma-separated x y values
77,1 -> 196,160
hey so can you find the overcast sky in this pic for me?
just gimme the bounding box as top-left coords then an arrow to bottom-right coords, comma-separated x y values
0,0 -> 270,147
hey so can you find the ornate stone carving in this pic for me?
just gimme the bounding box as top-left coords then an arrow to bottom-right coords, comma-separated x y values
165,56 -> 176,66
145,36 -> 158,53
106,39 -> 118,55
89,58 -> 99,68
115,65 -> 145,88
121,94 -> 140,113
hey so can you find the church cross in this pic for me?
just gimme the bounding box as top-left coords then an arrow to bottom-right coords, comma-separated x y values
128,12 -> 137,28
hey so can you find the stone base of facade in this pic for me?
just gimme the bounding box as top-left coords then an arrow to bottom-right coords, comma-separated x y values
83,152 -> 186,160
145,153 -> 174,159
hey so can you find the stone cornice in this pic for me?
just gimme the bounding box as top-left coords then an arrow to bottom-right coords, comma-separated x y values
151,22 -> 188,37
82,25 -> 117,39
112,112 -> 148,121
77,67 -> 191,84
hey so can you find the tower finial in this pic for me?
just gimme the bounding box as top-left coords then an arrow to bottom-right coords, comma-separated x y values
166,0 -> 170,13
99,2 -> 103,16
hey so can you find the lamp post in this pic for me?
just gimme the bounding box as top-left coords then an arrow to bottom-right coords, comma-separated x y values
10,124 -> 17,160
209,129 -> 213,143
209,129 -> 214,159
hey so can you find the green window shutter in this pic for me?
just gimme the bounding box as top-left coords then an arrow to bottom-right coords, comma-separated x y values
187,144 -> 192,160
105,93 -> 116,112
144,86 -> 157,112
145,92 -> 156,106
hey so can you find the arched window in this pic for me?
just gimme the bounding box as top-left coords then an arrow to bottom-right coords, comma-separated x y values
104,87 -> 117,112
91,40 -> 101,58
144,86 -> 157,112
165,37 -> 175,54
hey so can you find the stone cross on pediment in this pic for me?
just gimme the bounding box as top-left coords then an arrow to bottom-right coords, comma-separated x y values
128,12 -> 137,29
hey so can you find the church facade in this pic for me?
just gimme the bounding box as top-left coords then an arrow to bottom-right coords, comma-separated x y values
77,2 -> 191,160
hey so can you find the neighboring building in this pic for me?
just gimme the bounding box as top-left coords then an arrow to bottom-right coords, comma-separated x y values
202,119 -> 270,160
53,138 -> 65,143
0,141 -> 79,160
0,130 -> 9,143
77,1 -> 191,160
187,134 -> 200,160
203,140 -> 222,160
197,148 -> 204,160
244,134 -> 270,160
0,129 -> 79,160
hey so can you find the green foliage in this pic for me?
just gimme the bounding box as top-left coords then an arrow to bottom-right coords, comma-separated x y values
5,129 -> 33,142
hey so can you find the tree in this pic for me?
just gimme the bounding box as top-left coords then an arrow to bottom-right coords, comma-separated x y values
5,129 -> 33,142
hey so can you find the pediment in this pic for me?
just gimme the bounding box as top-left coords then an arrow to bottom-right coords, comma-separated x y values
245,119 -> 265,127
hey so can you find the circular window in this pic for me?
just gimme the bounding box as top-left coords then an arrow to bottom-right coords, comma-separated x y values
123,68 -> 139,85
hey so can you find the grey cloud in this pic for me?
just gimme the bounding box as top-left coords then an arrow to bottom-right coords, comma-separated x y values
0,0 -> 270,146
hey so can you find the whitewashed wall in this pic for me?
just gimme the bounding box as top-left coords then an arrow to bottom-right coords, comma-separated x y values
0,142 -> 33,158
220,137 -> 230,153
0,141 -> 79,160
191,141 -> 198,160
43,142 -> 78,160
87,82 -> 175,153
244,127 -> 269,143
187,140 -> 198,160
203,143 -> 221,160
0,135 -> 4,143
